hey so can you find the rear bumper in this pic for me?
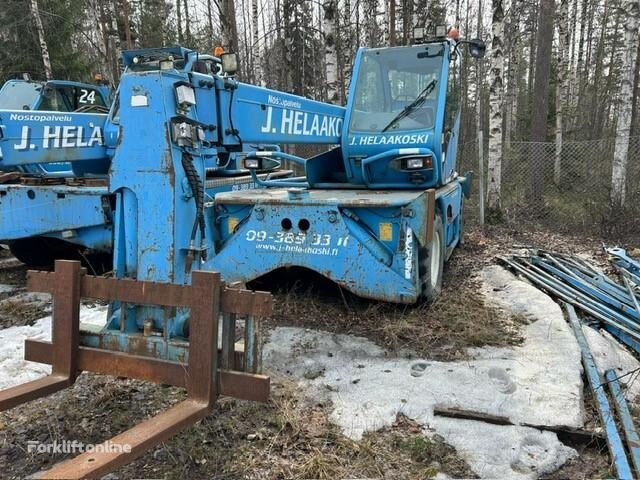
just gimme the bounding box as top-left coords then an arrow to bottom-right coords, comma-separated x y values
213,189 -> 435,303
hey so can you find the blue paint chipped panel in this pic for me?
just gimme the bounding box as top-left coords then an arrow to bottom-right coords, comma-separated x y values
213,189 -> 432,303
0,185 -> 109,240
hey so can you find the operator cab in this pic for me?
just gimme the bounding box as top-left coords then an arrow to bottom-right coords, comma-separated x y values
0,79 -> 109,113
349,44 -> 442,134
341,40 -> 459,189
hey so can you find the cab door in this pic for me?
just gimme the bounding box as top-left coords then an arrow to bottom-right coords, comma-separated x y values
441,52 -> 461,183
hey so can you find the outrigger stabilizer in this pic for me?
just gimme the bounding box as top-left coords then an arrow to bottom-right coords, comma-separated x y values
0,260 -> 272,478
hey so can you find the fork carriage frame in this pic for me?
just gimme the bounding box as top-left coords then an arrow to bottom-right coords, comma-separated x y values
0,260 -> 271,479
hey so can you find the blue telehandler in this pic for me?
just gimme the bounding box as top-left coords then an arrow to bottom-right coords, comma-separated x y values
214,34 -> 482,303
0,32 -> 485,476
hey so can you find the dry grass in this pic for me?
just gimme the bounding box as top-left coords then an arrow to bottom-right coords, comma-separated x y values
0,298 -> 49,327
0,376 -> 474,479
265,231 -> 525,360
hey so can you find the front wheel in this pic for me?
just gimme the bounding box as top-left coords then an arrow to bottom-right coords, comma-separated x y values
419,214 -> 445,302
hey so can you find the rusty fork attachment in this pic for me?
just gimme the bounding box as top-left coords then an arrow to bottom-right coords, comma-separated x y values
0,260 -> 272,479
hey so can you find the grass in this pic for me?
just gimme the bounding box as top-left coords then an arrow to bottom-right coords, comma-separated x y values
0,297 -> 50,327
0,376 -> 475,479
264,234 -> 524,361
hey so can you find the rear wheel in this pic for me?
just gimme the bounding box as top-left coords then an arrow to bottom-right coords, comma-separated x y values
419,214 -> 445,302
9,237 -> 111,273
459,197 -> 465,246
9,238 -> 60,267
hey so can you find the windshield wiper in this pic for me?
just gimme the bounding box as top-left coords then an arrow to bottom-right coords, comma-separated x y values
381,79 -> 437,133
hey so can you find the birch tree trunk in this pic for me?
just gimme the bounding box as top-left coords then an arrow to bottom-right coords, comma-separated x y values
323,1 -> 339,103
487,0 -> 504,216
630,39 -> 640,137
89,0 -> 111,83
504,0 -> 520,154
206,0 -> 215,46
611,0 -> 640,206
30,0 -> 52,80
365,0 -> 379,47
252,0 -> 264,86
476,0 -> 483,134
554,0 -> 569,185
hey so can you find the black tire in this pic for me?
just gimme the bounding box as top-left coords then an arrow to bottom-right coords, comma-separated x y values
9,238 -> 59,267
8,237 -> 111,273
459,197 -> 465,246
418,213 -> 445,302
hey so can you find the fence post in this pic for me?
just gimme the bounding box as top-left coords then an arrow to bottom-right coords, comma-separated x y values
478,130 -> 485,226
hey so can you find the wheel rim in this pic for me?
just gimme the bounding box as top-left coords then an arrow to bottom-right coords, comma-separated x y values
430,230 -> 441,287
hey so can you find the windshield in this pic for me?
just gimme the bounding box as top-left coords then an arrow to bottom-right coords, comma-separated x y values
349,44 -> 444,133
0,81 -> 41,110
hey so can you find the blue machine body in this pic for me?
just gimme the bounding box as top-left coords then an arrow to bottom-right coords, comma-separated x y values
80,47 -> 346,357
213,40 -> 469,303
0,79 -> 112,254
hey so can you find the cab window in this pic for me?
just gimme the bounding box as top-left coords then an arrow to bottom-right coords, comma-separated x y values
39,87 -> 71,111
443,56 -> 460,134
353,56 -> 385,112
39,85 -> 106,111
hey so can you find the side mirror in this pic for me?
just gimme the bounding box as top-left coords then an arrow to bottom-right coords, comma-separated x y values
468,39 -> 486,59
221,53 -> 239,76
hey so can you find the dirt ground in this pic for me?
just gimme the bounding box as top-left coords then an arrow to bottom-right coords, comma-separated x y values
0,226 -> 630,479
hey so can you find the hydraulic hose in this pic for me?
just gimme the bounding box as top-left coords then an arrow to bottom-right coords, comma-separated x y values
181,152 -> 207,263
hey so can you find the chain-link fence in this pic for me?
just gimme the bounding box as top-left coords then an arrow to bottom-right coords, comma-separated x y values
458,136 -> 640,236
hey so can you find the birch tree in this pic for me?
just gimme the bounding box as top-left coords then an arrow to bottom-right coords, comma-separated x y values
389,0 -> 396,46
554,0 -> 569,185
486,0 -> 504,217
611,0 -> 640,206
323,1 -> 340,103
252,0 -> 264,86
30,0 -> 52,80
365,0 -> 379,47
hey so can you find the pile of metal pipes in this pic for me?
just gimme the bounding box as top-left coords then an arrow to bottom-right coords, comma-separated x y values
498,248 -> 640,479
497,248 -> 640,354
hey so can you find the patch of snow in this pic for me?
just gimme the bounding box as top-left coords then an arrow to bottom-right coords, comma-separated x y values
0,284 -> 18,294
427,418 -> 577,480
583,325 -> 640,401
263,265 -> 584,478
0,305 -> 108,389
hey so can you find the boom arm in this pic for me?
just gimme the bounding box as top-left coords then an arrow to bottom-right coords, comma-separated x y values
217,81 -> 345,147
0,111 -> 108,170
